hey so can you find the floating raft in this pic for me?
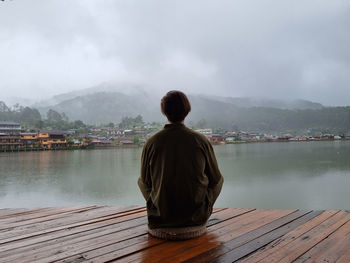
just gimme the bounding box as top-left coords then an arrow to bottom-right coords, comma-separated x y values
0,206 -> 350,262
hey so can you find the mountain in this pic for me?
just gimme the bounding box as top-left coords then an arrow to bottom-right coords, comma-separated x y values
3,81 -> 350,134
37,91 -> 161,125
198,95 -> 324,110
30,87 -> 350,134
37,90 -> 325,125
32,82 -> 148,108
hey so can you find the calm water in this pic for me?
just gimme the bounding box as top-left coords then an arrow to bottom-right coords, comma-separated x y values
1,141 -> 350,209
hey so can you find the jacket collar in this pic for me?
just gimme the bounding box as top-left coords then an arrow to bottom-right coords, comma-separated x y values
164,123 -> 185,129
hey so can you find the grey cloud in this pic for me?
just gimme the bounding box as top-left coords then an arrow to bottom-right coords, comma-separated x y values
0,0 -> 349,105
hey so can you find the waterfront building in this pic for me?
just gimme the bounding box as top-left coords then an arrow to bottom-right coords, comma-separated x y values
89,138 -> 113,147
0,134 -> 22,151
195,128 -> 213,137
209,134 -> 226,144
225,137 -> 235,143
119,140 -> 134,145
0,121 -> 22,135
123,129 -> 134,136
38,130 -> 68,149
20,133 -> 39,149
321,134 -> 334,140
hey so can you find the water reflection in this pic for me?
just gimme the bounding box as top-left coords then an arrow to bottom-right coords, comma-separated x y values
216,141 -> 350,209
0,141 -> 349,209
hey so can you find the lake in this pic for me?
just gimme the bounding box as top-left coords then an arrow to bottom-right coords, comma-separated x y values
1,141 -> 350,209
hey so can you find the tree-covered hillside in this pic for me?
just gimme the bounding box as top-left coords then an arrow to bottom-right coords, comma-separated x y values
0,101 -> 41,125
198,106 -> 350,135
2,93 -> 350,135
187,96 -> 350,134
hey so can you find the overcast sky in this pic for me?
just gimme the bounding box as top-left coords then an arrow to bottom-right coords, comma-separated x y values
0,0 -> 349,105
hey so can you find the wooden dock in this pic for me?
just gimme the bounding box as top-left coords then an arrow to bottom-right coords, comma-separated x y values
0,206 -> 350,262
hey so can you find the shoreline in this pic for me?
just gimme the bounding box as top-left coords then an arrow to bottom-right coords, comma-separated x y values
1,138 -> 349,153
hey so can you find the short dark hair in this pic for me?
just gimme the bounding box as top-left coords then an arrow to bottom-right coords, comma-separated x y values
161,90 -> 191,123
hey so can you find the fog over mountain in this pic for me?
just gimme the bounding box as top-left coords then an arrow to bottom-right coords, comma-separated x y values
2,84 -> 350,134
1,1 -> 350,106
32,82 -> 148,108
31,83 -> 323,123
23,86 -> 349,135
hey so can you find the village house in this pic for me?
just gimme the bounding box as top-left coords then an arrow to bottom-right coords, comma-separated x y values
209,134 -> 226,144
239,131 -> 257,141
89,136 -> 114,147
20,133 -> 39,149
321,134 -> 334,140
38,130 -> 68,149
0,122 -> 23,151
225,137 -> 236,143
195,128 -> 213,137
0,134 -> 22,151
0,121 -> 22,135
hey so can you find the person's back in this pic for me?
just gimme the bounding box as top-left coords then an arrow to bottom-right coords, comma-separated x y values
138,90 -> 223,240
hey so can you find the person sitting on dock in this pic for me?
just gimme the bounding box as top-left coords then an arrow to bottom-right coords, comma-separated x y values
138,90 -> 224,240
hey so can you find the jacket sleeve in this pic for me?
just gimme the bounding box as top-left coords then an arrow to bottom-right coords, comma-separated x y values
204,142 -> 224,206
138,143 -> 152,200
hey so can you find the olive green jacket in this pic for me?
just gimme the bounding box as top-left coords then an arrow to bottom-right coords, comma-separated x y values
138,123 -> 224,229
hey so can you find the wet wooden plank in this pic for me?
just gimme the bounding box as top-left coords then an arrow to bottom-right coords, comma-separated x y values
294,219 -> 350,262
183,210 -> 313,263
0,212 -> 148,262
113,210 -> 263,263
75,210 -> 247,263
0,206 -> 98,229
0,207 -> 349,263
0,208 -> 53,220
213,210 -> 297,243
207,208 -> 255,227
254,211 -> 350,263
0,206 -> 144,244
0,208 -> 50,219
40,208 -> 231,263
82,209 -> 252,262
239,210 -> 339,263
207,210 -> 322,263
0,208 -> 147,254
8,225 -> 150,263
336,249 -> 350,263
115,210 -> 296,263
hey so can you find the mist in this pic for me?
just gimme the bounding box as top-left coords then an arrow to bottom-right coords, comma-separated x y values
0,0 -> 350,106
